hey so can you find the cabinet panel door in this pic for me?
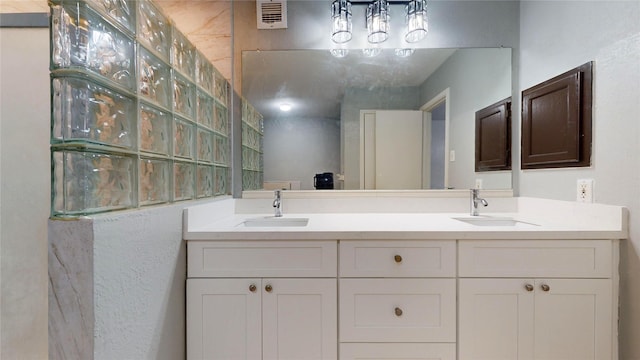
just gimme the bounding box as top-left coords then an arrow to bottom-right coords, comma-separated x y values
534,279 -> 612,360
340,279 -> 456,342
262,279 -> 337,360
458,279 -> 534,360
187,279 -> 262,360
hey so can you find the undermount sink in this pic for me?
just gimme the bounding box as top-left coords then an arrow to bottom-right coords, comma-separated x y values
453,216 -> 538,227
240,217 -> 309,227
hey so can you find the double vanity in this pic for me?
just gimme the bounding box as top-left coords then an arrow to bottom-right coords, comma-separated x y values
183,191 -> 628,360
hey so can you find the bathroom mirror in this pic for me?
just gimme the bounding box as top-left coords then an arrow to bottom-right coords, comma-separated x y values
241,47 -> 512,190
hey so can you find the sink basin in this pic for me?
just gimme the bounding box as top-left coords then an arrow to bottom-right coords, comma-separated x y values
453,216 -> 538,227
240,217 -> 309,227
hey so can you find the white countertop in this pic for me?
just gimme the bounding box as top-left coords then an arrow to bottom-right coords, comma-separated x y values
183,196 -> 628,241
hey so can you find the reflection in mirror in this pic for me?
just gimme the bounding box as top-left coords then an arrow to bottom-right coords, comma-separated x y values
241,47 -> 512,190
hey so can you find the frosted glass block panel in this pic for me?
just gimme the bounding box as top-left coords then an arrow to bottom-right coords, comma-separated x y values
174,161 -> 195,201
196,51 -> 213,94
85,0 -> 135,34
173,72 -> 196,120
51,4 -> 135,90
137,0 -> 170,60
214,71 -> 228,105
215,166 -> 228,195
52,149 -> 135,215
197,128 -> 214,163
138,45 -> 172,109
214,134 -> 230,166
174,116 -> 195,159
171,27 -> 196,80
242,170 -> 263,191
197,90 -> 214,129
197,164 -> 214,198
52,75 -> 136,148
214,102 -> 228,135
139,157 -> 170,205
139,102 -> 170,155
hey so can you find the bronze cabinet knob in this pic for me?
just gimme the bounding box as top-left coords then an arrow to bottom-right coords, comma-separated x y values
394,255 -> 403,263
525,284 -> 534,292
265,284 -> 273,293
394,307 -> 403,316
249,284 -> 257,292
541,284 -> 550,292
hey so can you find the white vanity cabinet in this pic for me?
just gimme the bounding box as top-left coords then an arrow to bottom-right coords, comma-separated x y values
187,241 -> 338,360
338,240 -> 457,360
458,240 -> 618,360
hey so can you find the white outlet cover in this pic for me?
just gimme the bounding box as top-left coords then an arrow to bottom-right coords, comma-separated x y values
577,179 -> 594,203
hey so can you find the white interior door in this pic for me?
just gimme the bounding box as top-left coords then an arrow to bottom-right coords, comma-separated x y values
360,110 -> 424,189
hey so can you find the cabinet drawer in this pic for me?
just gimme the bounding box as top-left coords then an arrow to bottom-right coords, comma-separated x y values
188,241 -> 337,278
339,279 -> 456,342
459,240 -> 612,278
340,343 -> 456,360
340,240 -> 456,277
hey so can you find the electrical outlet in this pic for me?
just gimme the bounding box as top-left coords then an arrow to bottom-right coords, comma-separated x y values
475,179 -> 483,189
577,179 -> 594,203
449,150 -> 456,162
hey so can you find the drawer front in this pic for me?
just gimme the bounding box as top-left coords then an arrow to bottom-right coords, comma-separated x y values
458,240 -> 612,278
188,241 -> 337,278
339,279 -> 456,342
340,343 -> 456,360
340,240 -> 456,278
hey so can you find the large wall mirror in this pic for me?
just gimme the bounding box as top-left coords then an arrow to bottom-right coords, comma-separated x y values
240,47 -> 512,190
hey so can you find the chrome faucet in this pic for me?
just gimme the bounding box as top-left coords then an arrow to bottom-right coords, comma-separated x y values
470,189 -> 488,216
273,190 -> 283,217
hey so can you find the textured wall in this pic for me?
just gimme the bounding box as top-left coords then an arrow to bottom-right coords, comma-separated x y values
518,1 -> 640,358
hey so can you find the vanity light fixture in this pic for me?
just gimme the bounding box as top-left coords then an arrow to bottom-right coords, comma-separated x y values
330,0 -> 429,45
331,0 -> 352,43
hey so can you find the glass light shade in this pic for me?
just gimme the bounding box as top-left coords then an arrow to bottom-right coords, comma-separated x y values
405,0 -> 428,43
366,0 -> 390,44
362,48 -> 382,57
331,0 -> 352,43
330,48 -> 349,58
395,48 -> 415,57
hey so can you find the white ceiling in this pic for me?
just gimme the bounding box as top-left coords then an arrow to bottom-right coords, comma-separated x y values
241,48 -> 457,119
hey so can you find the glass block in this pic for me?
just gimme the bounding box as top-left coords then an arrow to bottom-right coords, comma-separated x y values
51,4 -> 135,90
138,45 -> 172,109
171,27 -> 196,80
214,134 -> 229,166
196,51 -> 213,94
214,102 -> 228,135
197,90 -> 214,129
197,164 -> 214,198
52,149 -> 135,215
85,0 -> 136,34
137,0 -> 170,60
174,161 -> 195,201
139,102 -> 170,155
139,157 -> 170,205
174,116 -> 195,159
214,71 -> 228,105
52,75 -> 136,148
197,128 -> 213,163
173,72 -> 196,120
214,166 -> 228,195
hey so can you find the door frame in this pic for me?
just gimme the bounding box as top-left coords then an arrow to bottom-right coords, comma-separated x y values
420,88 -> 450,189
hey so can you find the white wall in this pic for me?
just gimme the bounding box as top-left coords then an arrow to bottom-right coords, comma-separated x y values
518,1 -> 640,358
264,116 -> 340,190
0,28 -> 50,359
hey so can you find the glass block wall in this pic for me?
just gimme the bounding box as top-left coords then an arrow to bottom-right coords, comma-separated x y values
241,98 -> 264,190
49,0 -> 231,216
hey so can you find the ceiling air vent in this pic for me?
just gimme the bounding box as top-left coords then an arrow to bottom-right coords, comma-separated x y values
256,0 -> 287,29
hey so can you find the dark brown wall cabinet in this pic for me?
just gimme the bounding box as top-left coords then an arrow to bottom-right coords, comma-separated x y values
475,97 -> 512,172
521,62 -> 593,169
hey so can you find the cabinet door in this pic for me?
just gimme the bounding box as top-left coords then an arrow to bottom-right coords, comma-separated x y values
534,279 -> 612,360
458,279 -> 535,360
262,279 -> 337,360
187,279 -> 262,360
